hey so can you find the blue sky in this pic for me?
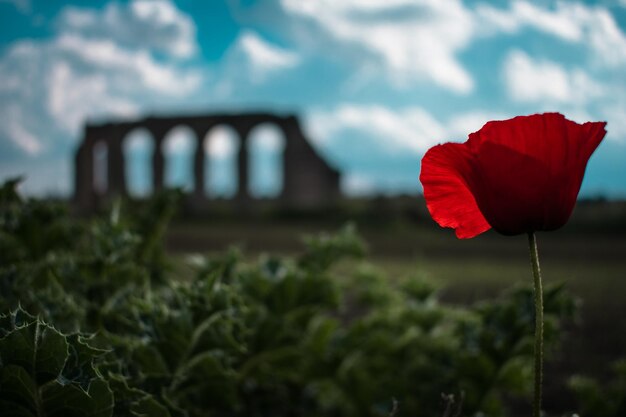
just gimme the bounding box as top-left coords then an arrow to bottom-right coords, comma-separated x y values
1,0 -> 625,197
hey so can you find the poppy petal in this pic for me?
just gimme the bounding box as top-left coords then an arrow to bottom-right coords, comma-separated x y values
420,143 -> 491,239
466,113 -> 607,234
564,119 -> 607,175
549,119 -> 606,228
421,113 -> 606,238
470,141 -> 558,234
467,113 -> 568,160
468,113 -> 605,181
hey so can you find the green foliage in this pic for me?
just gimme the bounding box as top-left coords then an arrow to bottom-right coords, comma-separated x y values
0,307 -> 114,417
0,178 -> 79,263
568,359 -> 626,416
455,284 -> 576,415
299,223 -> 366,273
0,179 -> 581,417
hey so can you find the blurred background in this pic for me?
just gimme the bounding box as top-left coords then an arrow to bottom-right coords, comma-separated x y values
1,1 -> 626,414
1,0 -> 626,198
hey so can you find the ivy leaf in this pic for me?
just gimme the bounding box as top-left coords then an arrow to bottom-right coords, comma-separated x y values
131,395 -> 171,417
105,372 -> 171,417
0,308 -> 113,417
0,365 -> 38,416
62,334 -> 108,391
40,378 -> 113,417
0,314 -> 67,385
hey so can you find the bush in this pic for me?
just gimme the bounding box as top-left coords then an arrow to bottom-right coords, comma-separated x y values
0,179 -> 578,417
568,360 -> 626,416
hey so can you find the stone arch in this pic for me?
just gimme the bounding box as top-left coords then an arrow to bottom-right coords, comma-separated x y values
123,128 -> 154,197
162,125 -> 196,191
93,141 -> 108,195
247,123 -> 286,198
203,124 -> 240,198
75,112 -> 341,212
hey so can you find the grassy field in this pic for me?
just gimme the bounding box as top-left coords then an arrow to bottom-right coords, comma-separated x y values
165,211 -> 626,411
362,253 -> 626,412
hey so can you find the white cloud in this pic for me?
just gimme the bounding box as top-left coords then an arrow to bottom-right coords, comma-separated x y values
163,127 -> 195,154
216,30 -> 299,96
249,124 -> 286,151
238,30 -> 299,78
214,30 -> 299,97
308,104 -> 507,154
279,0 -> 475,94
584,8 -> 626,67
477,1 -> 626,67
0,0 -> 201,156
476,1 -> 581,40
206,124 -> 289,158
47,60 -> 139,133
602,103 -> 626,138
309,105 -> 442,153
54,33 -> 201,95
59,0 -> 197,58
503,50 -> 605,104
3,105 -> 42,155
233,0 -> 626,97
342,172 -> 377,196
205,126 -> 239,158
445,111 -> 510,139
124,130 -> 153,152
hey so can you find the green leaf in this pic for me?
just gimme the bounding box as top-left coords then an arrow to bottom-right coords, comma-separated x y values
62,334 -> 108,391
0,365 -> 38,415
41,378 -> 113,417
131,395 -> 171,417
303,316 -> 338,358
0,319 -> 68,385
131,345 -> 170,376
172,351 -> 238,409
105,372 -> 171,417
36,325 -> 70,384
0,308 -> 113,417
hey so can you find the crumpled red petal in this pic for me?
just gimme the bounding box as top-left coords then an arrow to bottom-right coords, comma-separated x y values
469,141 -> 557,234
420,113 -> 606,238
468,114 -> 605,184
466,113 -> 606,234
420,143 -> 491,239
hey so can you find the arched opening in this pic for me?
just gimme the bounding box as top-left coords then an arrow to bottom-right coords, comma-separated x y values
204,125 -> 239,198
123,128 -> 154,197
248,124 -> 286,198
163,126 -> 196,191
93,141 -> 108,195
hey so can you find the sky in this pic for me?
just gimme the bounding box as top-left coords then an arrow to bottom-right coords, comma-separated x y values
1,0 -> 626,198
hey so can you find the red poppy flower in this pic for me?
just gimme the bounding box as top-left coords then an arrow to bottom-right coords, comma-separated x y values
419,113 -> 607,239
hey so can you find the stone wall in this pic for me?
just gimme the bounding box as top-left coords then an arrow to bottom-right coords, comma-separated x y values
74,112 -> 341,211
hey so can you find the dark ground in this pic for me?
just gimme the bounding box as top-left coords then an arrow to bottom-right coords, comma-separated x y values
164,198 -> 626,414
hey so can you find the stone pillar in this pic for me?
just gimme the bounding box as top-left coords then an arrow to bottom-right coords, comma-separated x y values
152,135 -> 165,191
277,115 -> 341,208
74,140 -> 94,210
107,136 -> 127,197
278,118 -> 298,203
236,133 -> 249,202
192,128 -> 206,200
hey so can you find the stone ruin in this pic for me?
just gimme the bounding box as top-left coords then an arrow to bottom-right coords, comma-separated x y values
74,112 -> 341,212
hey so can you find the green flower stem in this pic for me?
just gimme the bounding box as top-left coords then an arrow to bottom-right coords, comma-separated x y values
528,231 -> 544,417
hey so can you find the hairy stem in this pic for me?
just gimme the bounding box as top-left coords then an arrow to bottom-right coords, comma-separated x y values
528,232 -> 544,417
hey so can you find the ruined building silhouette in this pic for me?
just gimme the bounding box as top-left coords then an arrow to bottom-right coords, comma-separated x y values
74,112 -> 341,212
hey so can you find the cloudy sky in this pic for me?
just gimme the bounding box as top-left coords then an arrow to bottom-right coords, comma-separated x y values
1,0 -> 625,197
